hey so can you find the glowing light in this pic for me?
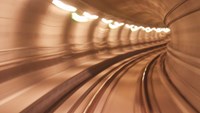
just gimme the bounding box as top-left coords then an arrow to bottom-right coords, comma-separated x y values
83,12 -> 99,19
108,21 -> 124,29
163,28 -> 171,33
109,23 -> 119,29
125,24 -> 133,28
131,26 -> 140,31
52,0 -> 77,12
72,13 -> 89,22
52,0 -> 171,32
149,27 -> 170,33
152,27 -> 157,31
144,27 -> 153,32
114,22 -> 124,26
138,26 -> 145,30
101,18 -> 113,24
155,28 -> 162,32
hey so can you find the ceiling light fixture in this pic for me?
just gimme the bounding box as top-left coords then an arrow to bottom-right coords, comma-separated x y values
52,0 -> 171,33
144,27 -> 152,32
114,22 -> 124,26
109,23 -> 119,29
130,26 -> 140,31
52,0 -> 77,12
101,18 -> 113,24
155,28 -> 162,32
108,21 -> 124,29
83,12 -> 99,19
72,12 -> 89,22
125,24 -> 133,28
163,28 -> 171,33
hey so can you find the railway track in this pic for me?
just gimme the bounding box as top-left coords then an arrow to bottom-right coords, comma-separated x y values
0,43 -> 166,113
1,43 -> 198,113
48,49 -> 165,113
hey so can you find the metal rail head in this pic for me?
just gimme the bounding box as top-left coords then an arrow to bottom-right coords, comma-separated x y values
141,54 -> 161,113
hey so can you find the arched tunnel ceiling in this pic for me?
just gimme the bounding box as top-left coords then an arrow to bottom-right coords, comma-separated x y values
67,0 -> 183,27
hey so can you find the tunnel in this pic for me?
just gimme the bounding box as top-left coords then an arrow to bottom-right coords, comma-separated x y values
0,0 -> 200,112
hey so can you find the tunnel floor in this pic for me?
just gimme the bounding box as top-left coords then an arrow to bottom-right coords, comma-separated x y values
1,42 -> 197,113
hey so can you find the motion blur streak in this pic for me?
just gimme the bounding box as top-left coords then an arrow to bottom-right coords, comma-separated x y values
0,0 -> 199,113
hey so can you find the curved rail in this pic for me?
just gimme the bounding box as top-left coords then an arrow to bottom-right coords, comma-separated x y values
47,47 -> 165,113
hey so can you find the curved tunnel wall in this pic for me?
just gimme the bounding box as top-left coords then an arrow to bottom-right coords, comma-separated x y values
0,0 -> 167,68
165,0 -> 200,111
2,0 -> 200,112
